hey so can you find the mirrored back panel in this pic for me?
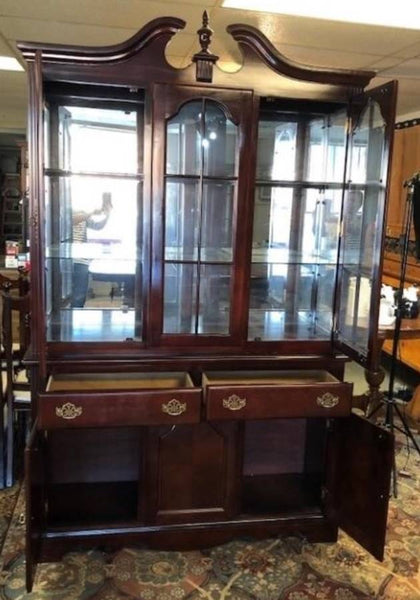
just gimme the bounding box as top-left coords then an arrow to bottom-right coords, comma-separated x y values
248,108 -> 348,341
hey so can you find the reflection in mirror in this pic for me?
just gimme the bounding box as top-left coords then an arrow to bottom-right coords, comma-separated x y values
45,103 -> 141,342
306,112 -> 347,182
248,186 -> 339,340
256,120 -> 297,180
249,109 -> 347,341
58,106 -> 138,174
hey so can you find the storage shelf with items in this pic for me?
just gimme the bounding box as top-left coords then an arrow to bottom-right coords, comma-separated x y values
19,13 -> 396,590
0,141 -> 27,256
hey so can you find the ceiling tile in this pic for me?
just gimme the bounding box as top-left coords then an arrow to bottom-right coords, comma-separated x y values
0,36 -> 14,55
274,45 -> 382,70
210,8 -> 420,56
391,40 -> 420,59
369,75 -> 420,115
0,1 -> 206,30
363,56 -> 406,71
0,17 -> 136,46
0,70 -> 27,94
380,57 -> 420,79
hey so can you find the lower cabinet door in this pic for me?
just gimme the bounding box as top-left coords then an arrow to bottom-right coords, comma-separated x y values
25,423 -> 46,592
143,422 -> 242,524
330,413 -> 393,560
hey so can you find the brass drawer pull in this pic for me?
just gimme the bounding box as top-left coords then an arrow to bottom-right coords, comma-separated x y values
223,394 -> 247,411
162,398 -> 187,416
55,402 -> 83,420
316,392 -> 340,409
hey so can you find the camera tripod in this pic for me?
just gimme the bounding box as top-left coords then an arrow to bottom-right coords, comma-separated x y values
368,172 -> 420,497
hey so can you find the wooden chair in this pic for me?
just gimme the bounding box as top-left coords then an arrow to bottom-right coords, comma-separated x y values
2,291 -> 31,487
0,269 -> 29,488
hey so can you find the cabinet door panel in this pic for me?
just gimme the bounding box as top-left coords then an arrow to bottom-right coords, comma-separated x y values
150,84 -> 255,346
25,424 -> 46,592
144,422 -> 242,524
333,414 -> 393,560
334,81 -> 398,369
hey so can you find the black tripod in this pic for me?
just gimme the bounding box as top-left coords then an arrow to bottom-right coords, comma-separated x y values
368,172 -> 420,496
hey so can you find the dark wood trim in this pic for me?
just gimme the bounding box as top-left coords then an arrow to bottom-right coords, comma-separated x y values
27,52 -> 47,377
395,117 -> 420,130
17,17 -> 185,64
38,514 -> 337,562
227,24 -> 375,89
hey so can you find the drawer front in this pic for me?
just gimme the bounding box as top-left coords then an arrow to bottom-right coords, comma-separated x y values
38,389 -> 201,429
205,383 -> 352,420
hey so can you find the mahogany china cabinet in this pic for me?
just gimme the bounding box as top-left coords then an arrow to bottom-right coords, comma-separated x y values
19,13 -> 396,589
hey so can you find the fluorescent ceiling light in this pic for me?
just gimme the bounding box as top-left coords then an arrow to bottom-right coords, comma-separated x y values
222,0 -> 420,30
0,56 -> 24,71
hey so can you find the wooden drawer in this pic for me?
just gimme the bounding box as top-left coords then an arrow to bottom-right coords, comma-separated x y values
203,370 -> 352,420
38,372 -> 201,429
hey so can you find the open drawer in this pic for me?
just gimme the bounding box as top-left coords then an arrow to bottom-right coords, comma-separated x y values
203,370 -> 352,420
38,372 -> 201,429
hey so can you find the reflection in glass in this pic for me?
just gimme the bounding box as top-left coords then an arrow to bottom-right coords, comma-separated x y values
336,99 -> 386,355
163,263 -> 232,335
46,304 -> 139,342
256,120 -> 297,180
199,264 -> 231,334
166,102 -> 201,176
252,187 -> 339,264
201,182 -> 234,260
164,263 -> 197,334
59,106 -> 138,173
326,111 -> 347,182
164,180 -> 234,262
248,262 -> 331,341
249,184 -> 339,340
203,102 -> 237,178
306,119 -> 325,181
165,180 -> 199,261
164,99 -> 238,335
45,176 -> 140,342
306,112 -> 347,182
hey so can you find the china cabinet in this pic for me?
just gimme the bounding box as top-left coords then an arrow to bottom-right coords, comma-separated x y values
19,13 -> 396,590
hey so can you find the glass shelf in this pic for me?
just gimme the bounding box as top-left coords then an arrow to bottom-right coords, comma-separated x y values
250,248 -> 338,265
46,243 -> 137,262
47,308 -> 139,342
248,309 -> 332,341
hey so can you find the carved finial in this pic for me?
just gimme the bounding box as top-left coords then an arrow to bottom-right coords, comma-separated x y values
198,10 -> 211,53
193,10 -> 218,83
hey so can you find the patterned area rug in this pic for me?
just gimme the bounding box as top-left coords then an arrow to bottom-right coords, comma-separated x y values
0,438 -> 418,600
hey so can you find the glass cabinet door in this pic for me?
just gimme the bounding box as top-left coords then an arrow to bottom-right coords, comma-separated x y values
334,82 -> 397,366
151,85 -> 254,344
44,96 -> 144,342
164,100 -> 236,335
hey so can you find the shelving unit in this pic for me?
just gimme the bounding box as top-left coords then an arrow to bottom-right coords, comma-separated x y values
0,141 -> 27,253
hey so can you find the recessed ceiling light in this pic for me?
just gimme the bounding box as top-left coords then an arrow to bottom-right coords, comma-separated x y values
0,56 -> 24,71
222,0 -> 420,31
